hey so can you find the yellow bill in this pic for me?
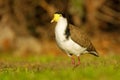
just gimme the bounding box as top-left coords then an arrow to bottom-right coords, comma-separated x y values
51,14 -> 61,23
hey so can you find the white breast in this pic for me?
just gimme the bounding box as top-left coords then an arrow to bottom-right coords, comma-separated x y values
55,17 -> 86,56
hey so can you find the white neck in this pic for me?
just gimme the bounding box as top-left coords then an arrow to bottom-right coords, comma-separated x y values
55,17 -> 68,41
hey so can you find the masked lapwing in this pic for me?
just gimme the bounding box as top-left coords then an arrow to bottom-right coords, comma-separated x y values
51,12 -> 99,66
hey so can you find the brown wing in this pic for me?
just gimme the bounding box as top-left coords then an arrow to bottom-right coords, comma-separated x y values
69,24 -> 97,52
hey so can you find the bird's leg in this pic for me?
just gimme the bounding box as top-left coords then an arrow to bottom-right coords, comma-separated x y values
72,56 -> 81,69
71,56 -> 75,66
77,56 -> 80,66
73,56 -> 81,68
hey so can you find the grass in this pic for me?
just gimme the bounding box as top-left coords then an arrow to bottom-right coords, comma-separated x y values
0,54 -> 120,80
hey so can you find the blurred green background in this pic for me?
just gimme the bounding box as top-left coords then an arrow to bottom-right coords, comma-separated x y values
0,0 -> 120,80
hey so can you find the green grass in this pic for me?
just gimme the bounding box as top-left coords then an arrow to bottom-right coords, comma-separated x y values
0,54 -> 120,80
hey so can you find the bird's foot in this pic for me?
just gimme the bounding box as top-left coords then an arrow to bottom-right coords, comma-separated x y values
72,63 -> 80,70
73,62 -> 80,68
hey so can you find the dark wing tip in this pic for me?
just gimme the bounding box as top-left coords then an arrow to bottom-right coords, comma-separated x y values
89,51 -> 99,57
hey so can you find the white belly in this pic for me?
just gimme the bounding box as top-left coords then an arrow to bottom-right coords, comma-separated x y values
56,37 -> 86,56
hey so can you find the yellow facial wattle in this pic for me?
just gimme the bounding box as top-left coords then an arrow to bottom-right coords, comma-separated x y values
51,14 -> 61,23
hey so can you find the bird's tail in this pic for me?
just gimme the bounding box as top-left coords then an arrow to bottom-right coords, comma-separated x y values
89,51 -> 99,57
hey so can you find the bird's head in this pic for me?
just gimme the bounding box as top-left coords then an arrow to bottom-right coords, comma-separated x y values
51,12 -> 64,23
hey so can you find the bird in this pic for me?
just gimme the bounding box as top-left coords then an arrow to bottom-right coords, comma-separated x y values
51,12 -> 99,67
